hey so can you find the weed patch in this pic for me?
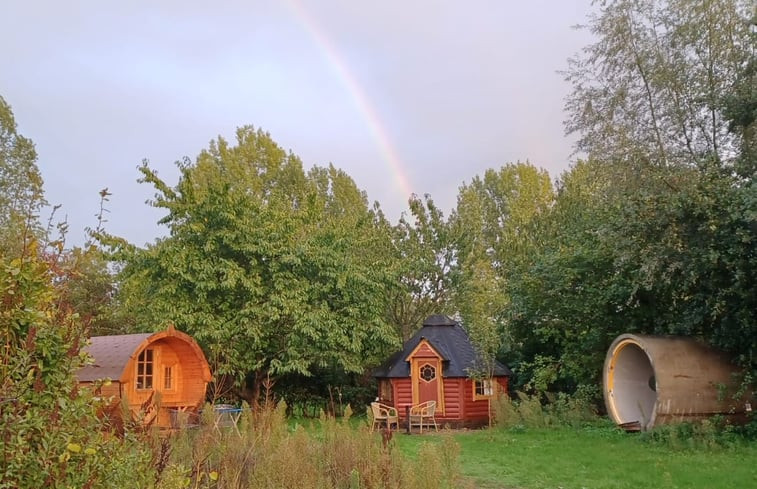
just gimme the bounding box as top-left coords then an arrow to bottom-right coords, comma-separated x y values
157,401 -> 462,489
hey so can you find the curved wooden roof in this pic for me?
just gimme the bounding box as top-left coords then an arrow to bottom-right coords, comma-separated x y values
77,325 -> 211,383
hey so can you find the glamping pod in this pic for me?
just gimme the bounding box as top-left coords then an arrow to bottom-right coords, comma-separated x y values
374,315 -> 512,428
77,325 -> 211,428
603,334 -> 752,431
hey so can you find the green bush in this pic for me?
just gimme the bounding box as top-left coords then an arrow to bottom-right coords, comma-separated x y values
0,250 -> 154,489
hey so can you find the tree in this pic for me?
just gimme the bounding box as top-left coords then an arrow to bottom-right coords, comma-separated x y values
503,160 -> 635,393
452,163 -> 554,375
0,96 -> 46,257
509,0 -> 757,398
565,0 -> 754,168
110,127 -> 399,402
387,194 -> 459,340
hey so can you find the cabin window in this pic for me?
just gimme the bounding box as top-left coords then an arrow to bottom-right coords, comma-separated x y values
420,364 -> 436,382
164,366 -> 173,390
473,379 -> 494,400
379,379 -> 393,402
136,349 -> 154,389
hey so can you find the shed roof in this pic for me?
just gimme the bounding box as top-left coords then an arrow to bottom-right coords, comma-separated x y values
373,314 -> 512,378
77,325 -> 211,383
78,333 -> 151,382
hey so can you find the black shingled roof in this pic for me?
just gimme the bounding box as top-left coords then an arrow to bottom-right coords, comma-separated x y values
373,315 -> 512,378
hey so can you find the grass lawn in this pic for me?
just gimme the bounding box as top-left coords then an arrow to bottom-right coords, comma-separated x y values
394,425 -> 757,489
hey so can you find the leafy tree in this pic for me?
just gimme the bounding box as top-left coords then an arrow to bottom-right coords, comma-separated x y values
0,96 -> 46,257
110,127 -> 399,402
503,160 -> 636,393
48,247 -> 120,336
502,0 -> 757,398
722,54 -> 757,177
565,0 -> 754,168
506,158 -> 756,395
387,194 -> 459,340
453,163 -> 554,376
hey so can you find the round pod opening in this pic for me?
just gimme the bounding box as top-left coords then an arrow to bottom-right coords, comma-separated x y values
606,339 -> 657,429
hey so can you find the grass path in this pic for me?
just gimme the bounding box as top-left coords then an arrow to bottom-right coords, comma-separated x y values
394,425 -> 757,489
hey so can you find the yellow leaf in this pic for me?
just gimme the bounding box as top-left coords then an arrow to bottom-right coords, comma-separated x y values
67,443 -> 81,453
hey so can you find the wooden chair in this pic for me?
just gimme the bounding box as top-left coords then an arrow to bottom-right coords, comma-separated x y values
409,400 -> 438,433
370,402 -> 399,432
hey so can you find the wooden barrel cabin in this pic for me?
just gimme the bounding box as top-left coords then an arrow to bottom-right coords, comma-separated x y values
77,325 -> 211,428
374,315 -> 512,428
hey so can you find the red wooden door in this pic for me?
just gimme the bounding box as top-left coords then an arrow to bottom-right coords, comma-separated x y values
417,360 -> 439,404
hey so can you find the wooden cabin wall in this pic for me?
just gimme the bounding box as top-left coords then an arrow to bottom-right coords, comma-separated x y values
387,375 -> 509,425
461,376 -> 510,423
391,378 -> 413,416
440,378 -> 463,420
78,381 -> 121,402
99,381 -> 121,400
462,379 -> 488,420
116,337 -> 208,428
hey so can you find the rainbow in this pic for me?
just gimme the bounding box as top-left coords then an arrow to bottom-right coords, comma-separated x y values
282,0 -> 414,201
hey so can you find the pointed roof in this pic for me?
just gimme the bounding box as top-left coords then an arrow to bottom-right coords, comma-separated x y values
373,315 -> 512,378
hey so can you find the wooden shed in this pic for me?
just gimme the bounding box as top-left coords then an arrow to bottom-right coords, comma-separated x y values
77,325 -> 211,428
373,315 -> 511,428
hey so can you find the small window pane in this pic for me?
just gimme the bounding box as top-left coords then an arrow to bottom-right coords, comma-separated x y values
164,366 -> 173,390
475,379 -> 493,397
136,349 -> 154,390
420,364 -> 436,382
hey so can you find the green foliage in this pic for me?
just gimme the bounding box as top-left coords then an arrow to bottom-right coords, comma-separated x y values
501,0 -> 757,395
110,127 -> 399,400
387,194 -> 459,341
271,367 -> 377,418
491,391 -> 598,430
564,0 -> 754,168
639,418 -> 751,451
0,96 -> 46,257
453,163 -> 554,379
0,247 -> 153,489
48,246 -> 121,336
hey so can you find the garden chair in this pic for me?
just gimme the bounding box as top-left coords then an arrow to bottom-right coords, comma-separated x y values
370,402 -> 399,432
409,400 -> 438,433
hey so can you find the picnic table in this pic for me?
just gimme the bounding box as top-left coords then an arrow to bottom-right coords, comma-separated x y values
210,404 -> 244,436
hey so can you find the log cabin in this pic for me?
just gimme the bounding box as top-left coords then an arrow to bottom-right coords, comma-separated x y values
373,315 -> 511,428
77,325 -> 211,428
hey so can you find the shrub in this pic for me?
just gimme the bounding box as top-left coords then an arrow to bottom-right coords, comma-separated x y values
0,250 -> 154,489
492,390 -> 598,429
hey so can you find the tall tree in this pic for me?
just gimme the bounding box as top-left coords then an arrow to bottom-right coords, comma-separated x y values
564,0 -> 754,168
507,0 -> 757,398
387,195 -> 459,340
0,96 -> 46,256
110,127 -> 398,401
453,163 -> 554,365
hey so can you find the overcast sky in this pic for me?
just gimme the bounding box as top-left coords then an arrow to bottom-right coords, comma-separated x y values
2,0 -> 594,247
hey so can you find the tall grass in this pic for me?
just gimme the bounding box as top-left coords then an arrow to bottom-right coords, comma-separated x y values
492,390 -> 756,451
156,401 -> 461,489
492,390 -> 597,429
